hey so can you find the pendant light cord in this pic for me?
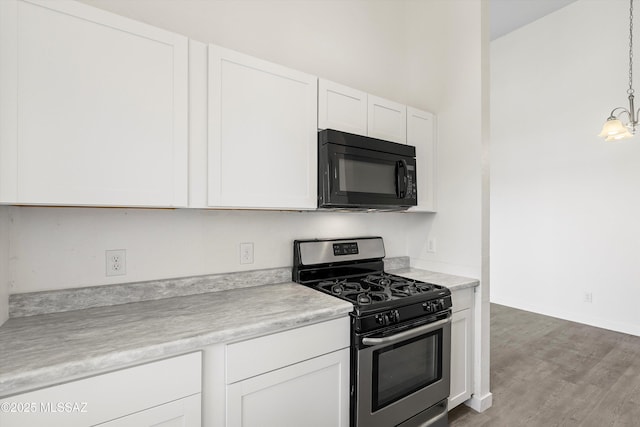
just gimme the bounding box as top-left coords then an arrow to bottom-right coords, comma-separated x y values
629,0 -> 635,95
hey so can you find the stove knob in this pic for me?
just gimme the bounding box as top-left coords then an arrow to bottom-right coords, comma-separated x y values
390,310 -> 400,323
422,302 -> 431,312
376,313 -> 390,326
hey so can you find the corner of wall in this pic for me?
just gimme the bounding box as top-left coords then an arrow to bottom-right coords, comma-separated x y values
0,206 -> 10,325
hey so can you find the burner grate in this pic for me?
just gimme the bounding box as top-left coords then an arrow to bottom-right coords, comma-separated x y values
314,273 -> 442,308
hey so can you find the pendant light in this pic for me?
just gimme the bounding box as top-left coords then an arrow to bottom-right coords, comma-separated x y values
599,0 -> 638,141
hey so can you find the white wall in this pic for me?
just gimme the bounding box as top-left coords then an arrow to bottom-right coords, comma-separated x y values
79,0 -> 407,107
0,206 -> 9,324
10,208 -> 414,293
491,0 -> 640,335
404,0 -> 485,279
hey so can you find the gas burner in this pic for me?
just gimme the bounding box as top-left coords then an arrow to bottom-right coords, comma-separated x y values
391,281 -> 435,296
356,292 -> 389,305
320,280 -> 362,295
364,274 -> 392,287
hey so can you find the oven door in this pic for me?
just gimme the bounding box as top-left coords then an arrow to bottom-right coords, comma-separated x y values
319,142 -> 417,209
353,312 -> 451,427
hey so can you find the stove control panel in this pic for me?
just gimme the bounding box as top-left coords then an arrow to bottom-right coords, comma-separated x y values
354,294 -> 452,334
422,298 -> 447,314
332,242 -> 359,256
375,309 -> 400,326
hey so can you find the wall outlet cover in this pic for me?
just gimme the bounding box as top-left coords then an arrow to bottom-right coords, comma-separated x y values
106,249 -> 126,276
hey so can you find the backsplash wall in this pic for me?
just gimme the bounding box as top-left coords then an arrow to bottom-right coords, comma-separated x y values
8,207 -> 421,293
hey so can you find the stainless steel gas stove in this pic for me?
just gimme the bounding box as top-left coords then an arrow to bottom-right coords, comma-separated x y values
293,237 -> 451,427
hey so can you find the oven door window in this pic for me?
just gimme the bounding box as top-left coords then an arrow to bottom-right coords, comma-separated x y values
372,330 -> 442,411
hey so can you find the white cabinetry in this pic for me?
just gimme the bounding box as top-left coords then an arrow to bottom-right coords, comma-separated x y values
96,395 -> 200,427
449,288 -> 474,409
407,107 -> 437,212
208,45 -> 318,209
318,79 -> 368,135
204,317 -> 350,427
0,352 -> 202,427
367,94 -> 407,144
0,0 -> 188,207
317,79 -> 407,144
227,349 -> 349,427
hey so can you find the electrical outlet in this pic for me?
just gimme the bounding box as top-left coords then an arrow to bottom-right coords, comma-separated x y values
427,238 -> 437,253
583,292 -> 593,303
106,249 -> 126,276
240,242 -> 254,265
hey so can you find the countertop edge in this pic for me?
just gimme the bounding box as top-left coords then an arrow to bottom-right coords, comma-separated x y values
387,267 -> 480,292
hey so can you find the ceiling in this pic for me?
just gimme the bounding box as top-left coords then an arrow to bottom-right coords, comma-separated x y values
491,0 -> 579,40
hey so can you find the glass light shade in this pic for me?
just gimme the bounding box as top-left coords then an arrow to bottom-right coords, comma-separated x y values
598,118 -> 634,140
605,132 -> 634,141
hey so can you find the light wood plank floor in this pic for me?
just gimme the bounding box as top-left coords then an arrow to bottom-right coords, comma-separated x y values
449,304 -> 640,427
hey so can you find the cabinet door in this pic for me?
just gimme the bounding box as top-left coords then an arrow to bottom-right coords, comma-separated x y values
96,394 -> 201,427
208,45 -> 317,209
449,308 -> 473,409
226,348 -> 349,427
0,352 -> 201,427
0,0 -> 188,207
407,107 -> 437,212
318,79 -> 367,135
367,95 -> 407,144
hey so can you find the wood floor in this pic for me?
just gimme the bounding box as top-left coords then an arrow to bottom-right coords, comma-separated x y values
449,304 -> 640,427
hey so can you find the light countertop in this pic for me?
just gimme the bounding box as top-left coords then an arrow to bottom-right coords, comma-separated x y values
388,267 -> 479,292
0,266 -> 478,398
0,282 -> 352,398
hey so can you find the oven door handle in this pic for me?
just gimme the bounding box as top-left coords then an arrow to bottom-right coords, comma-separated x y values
361,314 -> 451,347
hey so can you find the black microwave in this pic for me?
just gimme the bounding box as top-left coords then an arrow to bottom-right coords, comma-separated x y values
318,129 -> 417,210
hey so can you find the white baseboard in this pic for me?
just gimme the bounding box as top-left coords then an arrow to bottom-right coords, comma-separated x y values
464,392 -> 493,413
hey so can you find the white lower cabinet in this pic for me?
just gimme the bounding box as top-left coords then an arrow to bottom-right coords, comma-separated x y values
0,352 -> 202,427
203,317 -> 350,427
96,394 -> 201,427
449,288 -> 474,409
227,348 -> 349,427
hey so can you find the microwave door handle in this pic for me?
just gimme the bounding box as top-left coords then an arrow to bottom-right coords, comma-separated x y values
396,160 -> 407,198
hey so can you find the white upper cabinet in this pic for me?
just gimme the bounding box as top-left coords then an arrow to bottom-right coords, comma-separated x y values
318,81 -> 408,144
0,0 -> 188,207
208,45 -> 318,209
367,94 -> 407,144
318,79 -> 368,135
407,107 -> 437,212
